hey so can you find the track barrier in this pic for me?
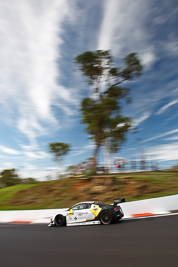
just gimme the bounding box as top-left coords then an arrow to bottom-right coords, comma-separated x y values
0,194 -> 178,224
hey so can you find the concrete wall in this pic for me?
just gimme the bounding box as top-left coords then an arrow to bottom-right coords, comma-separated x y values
0,194 -> 178,224
119,194 -> 178,218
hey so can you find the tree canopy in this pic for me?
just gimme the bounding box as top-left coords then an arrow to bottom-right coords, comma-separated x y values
0,168 -> 21,187
48,142 -> 70,167
75,50 -> 142,172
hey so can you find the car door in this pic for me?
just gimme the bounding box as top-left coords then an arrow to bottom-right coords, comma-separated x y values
66,203 -> 91,224
86,203 -> 102,221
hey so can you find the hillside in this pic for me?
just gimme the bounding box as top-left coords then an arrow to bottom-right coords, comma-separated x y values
0,171 -> 178,210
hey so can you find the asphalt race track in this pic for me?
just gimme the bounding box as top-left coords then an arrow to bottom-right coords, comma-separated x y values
0,215 -> 178,267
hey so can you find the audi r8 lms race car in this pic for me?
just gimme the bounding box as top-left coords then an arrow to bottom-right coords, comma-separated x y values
48,198 -> 125,227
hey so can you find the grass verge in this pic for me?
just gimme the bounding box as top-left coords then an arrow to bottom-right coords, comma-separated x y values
0,171 -> 178,210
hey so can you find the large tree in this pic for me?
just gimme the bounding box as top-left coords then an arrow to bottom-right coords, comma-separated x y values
75,50 -> 142,173
0,168 -> 21,187
48,142 -> 70,172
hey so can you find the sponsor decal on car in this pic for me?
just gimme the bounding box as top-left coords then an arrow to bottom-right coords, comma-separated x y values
90,205 -> 102,217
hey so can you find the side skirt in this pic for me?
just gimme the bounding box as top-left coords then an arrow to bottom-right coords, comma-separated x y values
67,221 -> 101,226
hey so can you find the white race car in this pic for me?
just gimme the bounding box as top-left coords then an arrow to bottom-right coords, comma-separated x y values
48,199 -> 125,227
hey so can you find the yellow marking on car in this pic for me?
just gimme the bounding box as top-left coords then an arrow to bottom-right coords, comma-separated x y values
67,213 -> 74,215
90,205 -> 102,217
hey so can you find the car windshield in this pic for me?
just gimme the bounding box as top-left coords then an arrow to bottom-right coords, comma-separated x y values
69,203 -> 91,210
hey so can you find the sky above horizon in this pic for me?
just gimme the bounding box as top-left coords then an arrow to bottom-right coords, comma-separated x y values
0,0 -> 178,180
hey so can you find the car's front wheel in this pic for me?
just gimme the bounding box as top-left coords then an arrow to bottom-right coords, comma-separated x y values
55,214 -> 66,226
100,211 -> 113,225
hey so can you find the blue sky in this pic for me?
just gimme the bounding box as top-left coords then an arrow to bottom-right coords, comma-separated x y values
0,0 -> 178,180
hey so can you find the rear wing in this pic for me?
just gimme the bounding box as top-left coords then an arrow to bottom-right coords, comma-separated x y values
113,198 -> 126,205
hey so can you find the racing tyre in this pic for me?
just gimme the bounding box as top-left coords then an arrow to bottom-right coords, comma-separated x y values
55,215 -> 66,226
100,211 -> 113,225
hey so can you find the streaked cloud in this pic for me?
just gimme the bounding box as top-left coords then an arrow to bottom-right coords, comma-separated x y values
0,0 -> 76,144
164,136 -> 178,141
23,151 -> 49,160
97,0 -> 156,68
71,141 -> 95,157
146,142 -> 178,161
144,128 -> 178,143
156,100 -> 178,115
132,112 -> 151,127
0,145 -> 20,155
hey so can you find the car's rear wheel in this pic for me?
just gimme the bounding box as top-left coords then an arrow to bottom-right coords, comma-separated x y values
100,211 -> 113,225
55,215 -> 66,226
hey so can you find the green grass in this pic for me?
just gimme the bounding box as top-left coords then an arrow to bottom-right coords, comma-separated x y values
0,184 -> 37,210
0,184 -> 36,201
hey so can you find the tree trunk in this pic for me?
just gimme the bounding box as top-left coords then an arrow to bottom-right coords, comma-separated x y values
93,143 -> 100,174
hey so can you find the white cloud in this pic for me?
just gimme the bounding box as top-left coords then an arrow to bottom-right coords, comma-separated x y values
22,169 -> 48,180
132,112 -> 151,127
20,144 -> 38,151
18,164 -> 60,180
0,0 -> 77,144
164,136 -> 178,141
24,164 -> 37,170
23,150 -> 49,160
0,142 -> 49,160
166,41 -> 178,55
2,162 -> 15,168
144,128 -> 178,143
84,142 -> 95,150
172,88 -> 178,94
20,143 -> 50,159
141,51 -> 156,68
97,0 -> 156,68
146,142 -> 178,161
117,123 -> 126,128
0,145 -> 20,155
70,141 -> 95,158
156,100 -> 178,115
